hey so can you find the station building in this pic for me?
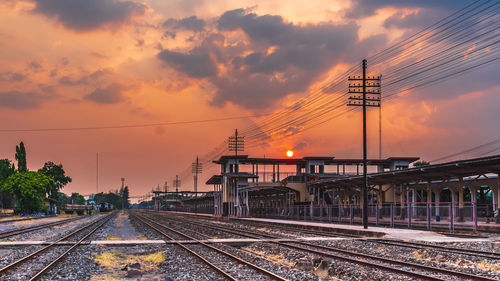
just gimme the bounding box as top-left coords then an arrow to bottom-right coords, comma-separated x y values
196,154 -> 500,230
205,155 -> 418,216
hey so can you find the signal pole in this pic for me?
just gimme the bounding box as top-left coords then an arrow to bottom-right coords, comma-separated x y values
192,157 -> 202,213
347,59 -> 381,229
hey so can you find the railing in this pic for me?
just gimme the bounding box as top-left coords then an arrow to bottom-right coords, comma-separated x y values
247,202 -> 498,232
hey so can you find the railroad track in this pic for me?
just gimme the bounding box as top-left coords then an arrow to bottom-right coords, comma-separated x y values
222,217 -> 500,260
131,212 -> 289,281
146,211 -> 497,281
0,216 -> 87,239
0,216 -> 56,225
0,212 -> 115,281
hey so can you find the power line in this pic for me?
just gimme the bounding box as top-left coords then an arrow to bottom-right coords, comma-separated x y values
0,113 -> 272,132
430,138 -> 500,163
175,1 -> 500,188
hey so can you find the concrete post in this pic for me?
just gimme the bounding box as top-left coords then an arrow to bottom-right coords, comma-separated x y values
458,178 -> 464,222
495,173 -> 500,222
434,188 -> 440,218
470,186 -> 477,231
427,184 -> 432,228
377,185 -> 383,219
400,184 -> 406,219
360,187 -> 364,222
411,188 -> 416,216
449,186 -> 456,230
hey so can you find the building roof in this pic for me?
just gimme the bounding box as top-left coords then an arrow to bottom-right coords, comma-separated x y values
223,172 -> 259,179
213,155 -> 419,166
310,154 -> 500,189
238,185 -> 299,196
206,175 -> 222,185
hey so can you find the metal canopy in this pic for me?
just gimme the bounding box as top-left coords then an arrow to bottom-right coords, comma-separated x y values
310,154 -> 500,189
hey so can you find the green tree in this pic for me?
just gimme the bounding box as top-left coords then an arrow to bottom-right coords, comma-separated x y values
56,192 -> 70,209
94,192 -> 122,209
413,160 -> 431,167
38,162 -> 72,202
0,159 -> 15,209
70,192 -> 85,205
15,142 -> 27,172
1,171 -> 54,213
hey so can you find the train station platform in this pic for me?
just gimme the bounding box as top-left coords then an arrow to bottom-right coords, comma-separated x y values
237,217 -> 500,242
159,211 -> 500,242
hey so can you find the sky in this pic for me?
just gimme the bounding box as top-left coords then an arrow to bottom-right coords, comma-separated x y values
0,0 -> 498,202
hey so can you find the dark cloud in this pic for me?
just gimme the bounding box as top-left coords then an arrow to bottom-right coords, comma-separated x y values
135,39 -> 144,47
84,83 -> 126,104
163,31 -> 176,39
157,49 -> 218,78
158,8 -> 384,109
59,75 -> 87,86
32,0 -> 146,32
0,72 -> 26,82
383,9 -> 446,29
345,0 -> 471,18
163,16 -> 206,32
89,52 -> 109,59
28,60 -> 43,71
59,69 -> 112,86
61,57 -> 70,66
294,141 -> 308,150
0,91 -> 51,109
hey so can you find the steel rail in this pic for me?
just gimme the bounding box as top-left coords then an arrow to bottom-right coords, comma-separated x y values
129,213 -> 237,281
0,213 -> 114,276
0,215 -> 56,224
28,212 -> 116,281
132,212 -> 289,281
0,216 -> 86,239
226,218 -> 500,260
151,212 -> 496,281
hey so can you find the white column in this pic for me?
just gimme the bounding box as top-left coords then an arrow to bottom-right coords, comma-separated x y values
434,188 -> 440,217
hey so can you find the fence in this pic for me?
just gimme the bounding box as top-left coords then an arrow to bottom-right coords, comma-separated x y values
248,202 -> 498,232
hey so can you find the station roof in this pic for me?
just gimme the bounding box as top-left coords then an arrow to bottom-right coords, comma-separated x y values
310,154 -> 500,189
206,175 -> 222,185
223,172 -> 259,179
213,155 -> 419,166
238,185 -> 299,196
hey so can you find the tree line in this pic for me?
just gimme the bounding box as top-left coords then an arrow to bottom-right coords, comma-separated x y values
0,141 -> 130,214
0,142 -> 71,213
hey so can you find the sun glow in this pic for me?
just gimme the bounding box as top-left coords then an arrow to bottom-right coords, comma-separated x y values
286,150 -> 294,157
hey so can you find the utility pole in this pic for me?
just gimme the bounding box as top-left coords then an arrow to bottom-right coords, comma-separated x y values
174,175 -> 181,194
347,59 -> 381,229
228,129 -> 244,158
379,75 -> 383,159
192,157 -> 202,213
96,153 -> 99,194
228,128 -> 244,174
164,181 -> 168,193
